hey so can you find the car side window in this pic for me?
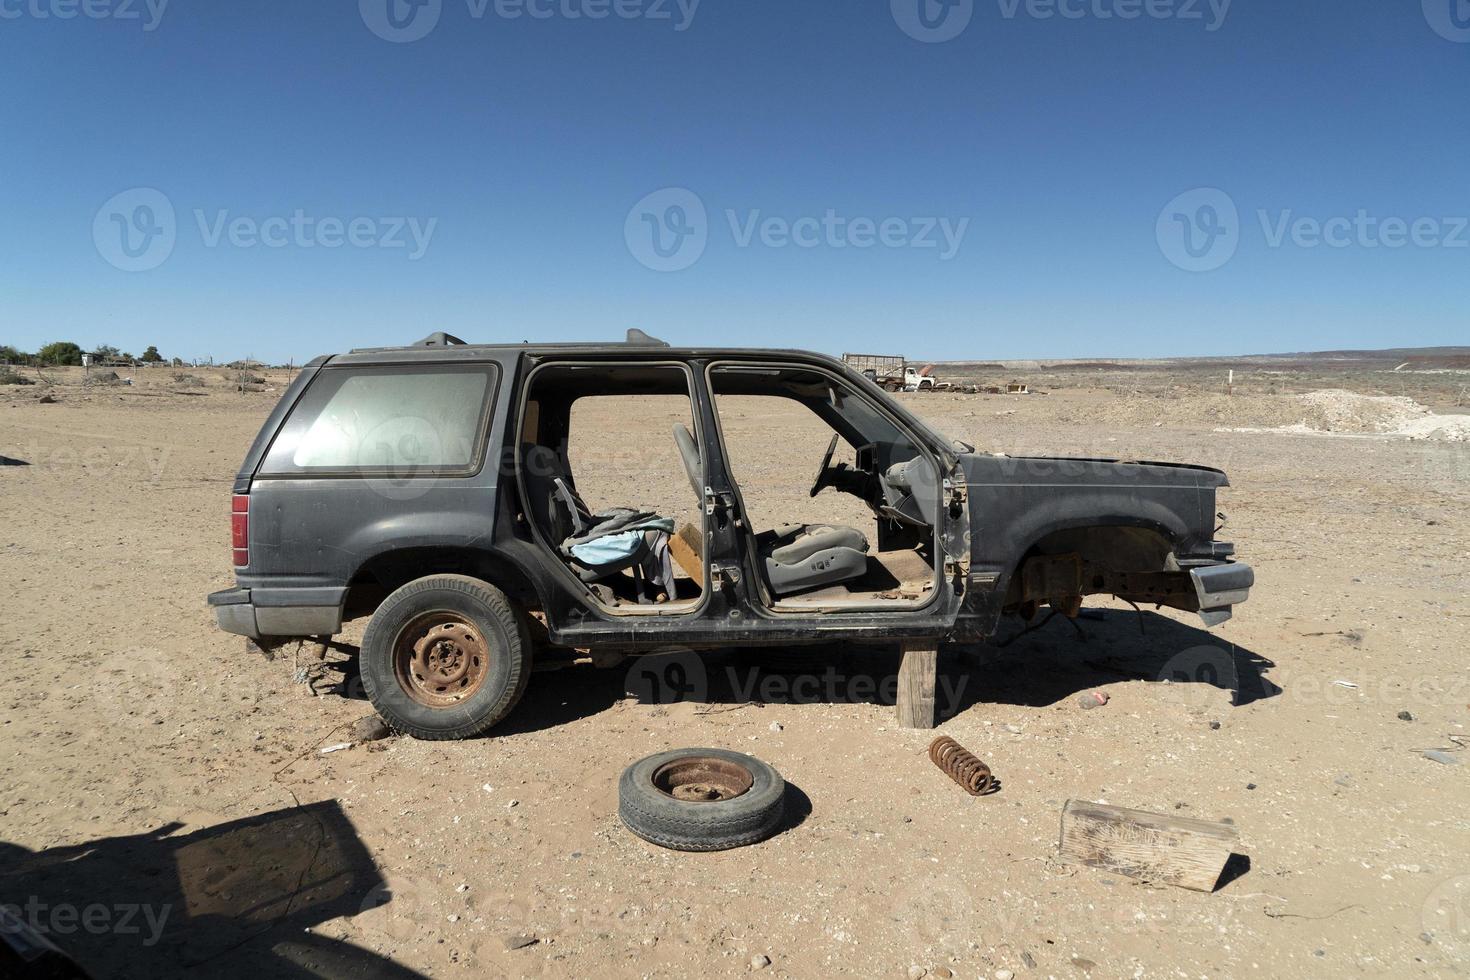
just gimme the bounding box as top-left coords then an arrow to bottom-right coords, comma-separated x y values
259,364 -> 497,476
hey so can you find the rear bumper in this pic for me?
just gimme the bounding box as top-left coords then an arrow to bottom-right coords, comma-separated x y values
1189,561 -> 1254,627
207,586 -> 341,639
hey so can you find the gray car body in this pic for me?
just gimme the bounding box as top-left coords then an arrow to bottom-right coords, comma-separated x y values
208,341 -> 1251,647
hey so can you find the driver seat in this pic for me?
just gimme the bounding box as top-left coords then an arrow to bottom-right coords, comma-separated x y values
673,424 -> 870,596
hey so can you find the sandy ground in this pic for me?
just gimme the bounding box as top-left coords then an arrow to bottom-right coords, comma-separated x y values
2,363 -> 1468,979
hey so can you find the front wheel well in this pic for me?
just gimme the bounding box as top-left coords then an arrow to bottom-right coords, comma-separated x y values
1003,524 -> 1186,613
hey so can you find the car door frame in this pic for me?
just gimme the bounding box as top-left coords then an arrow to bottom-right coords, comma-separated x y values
699,355 -> 970,640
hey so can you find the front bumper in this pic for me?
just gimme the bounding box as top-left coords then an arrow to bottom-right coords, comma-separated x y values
208,587 -> 341,639
1189,561 -> 1254,627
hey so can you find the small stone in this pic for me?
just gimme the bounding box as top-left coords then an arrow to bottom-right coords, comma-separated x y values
507,799 -> 520,808
750,954 -> 771,969
482,784 -> 494,793
1423,750 -> 1459,765
995,971 -> 1014,980
1209,720 -> 1221,730
934,969 -> 953,979
1334,774 -> 1351,787
908,967 -> 927,980
455,884 -> 469,893
504,934 -> 538,951
1397,710 -> 1414,722
447,914 -> 459,923
1021,952 -> 1036,968
1003,724 -> 1023,734
769,722 -> 783,733
902,816 -> 912,823
1246,783 -> 1257,790
351,714 -> 392,742
1313,949 -> 1325,957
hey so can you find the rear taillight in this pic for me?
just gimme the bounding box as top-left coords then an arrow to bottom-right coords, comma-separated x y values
231,495 -> 249,567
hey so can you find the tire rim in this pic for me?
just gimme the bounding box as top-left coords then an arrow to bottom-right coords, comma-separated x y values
650,756 -> 754,803
392,613 -> 490,708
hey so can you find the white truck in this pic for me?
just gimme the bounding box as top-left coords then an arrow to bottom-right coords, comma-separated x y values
842,353 -> 949,392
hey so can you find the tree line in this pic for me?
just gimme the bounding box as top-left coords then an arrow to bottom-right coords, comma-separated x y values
1,342 -> 174,367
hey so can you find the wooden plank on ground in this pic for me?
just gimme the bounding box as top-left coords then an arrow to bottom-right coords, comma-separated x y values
1058,799 -> 1239,892
896,641 -> 938,729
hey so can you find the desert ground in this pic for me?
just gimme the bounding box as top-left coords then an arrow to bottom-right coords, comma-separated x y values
2,357 -> 1468,979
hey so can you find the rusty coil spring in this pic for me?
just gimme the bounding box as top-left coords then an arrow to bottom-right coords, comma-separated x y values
928,736 -> 994,796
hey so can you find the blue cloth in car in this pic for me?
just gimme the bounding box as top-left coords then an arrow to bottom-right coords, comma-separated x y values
567,521 -> 673,566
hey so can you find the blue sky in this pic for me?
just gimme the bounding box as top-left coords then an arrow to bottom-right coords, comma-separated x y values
1,0 -> 1465,364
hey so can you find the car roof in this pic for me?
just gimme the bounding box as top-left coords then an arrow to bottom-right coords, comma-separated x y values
315,330 -> 850,369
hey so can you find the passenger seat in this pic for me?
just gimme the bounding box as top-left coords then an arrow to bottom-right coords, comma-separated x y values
672,424 -> 870,596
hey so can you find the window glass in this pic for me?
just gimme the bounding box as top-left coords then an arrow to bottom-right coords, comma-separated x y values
261,365 -> 495,475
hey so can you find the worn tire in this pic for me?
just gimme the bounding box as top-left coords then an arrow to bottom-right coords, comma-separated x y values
359,575 -> 530,740
618,748 -> 786,851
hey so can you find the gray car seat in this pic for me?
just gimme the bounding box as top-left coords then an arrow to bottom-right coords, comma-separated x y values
672,424 -> 870,596
521,443 -> 674,595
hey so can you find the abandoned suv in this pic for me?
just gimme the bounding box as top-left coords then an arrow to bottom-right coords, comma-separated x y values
207,331 -> 1252,739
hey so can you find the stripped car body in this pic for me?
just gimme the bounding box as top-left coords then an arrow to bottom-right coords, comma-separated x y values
206,332 -> 1252,737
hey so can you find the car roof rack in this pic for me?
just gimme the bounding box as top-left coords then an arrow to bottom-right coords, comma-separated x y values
624,328 -> 669,347
413,331 -> 468,347
349,328 -> 671,354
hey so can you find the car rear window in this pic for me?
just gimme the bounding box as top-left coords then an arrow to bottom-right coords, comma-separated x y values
259,364 -> 497,476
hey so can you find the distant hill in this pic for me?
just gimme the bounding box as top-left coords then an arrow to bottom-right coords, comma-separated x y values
934,347 -> 1470,373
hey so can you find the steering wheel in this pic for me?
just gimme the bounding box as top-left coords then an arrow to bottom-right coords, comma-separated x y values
809,433 -> 842,497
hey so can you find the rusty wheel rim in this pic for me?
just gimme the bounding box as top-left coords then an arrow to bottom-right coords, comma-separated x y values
651,757 -> 754,803
392,613 -> 490,708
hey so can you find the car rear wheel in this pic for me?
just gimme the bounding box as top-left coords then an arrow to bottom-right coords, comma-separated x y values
359,574 -> 530,740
